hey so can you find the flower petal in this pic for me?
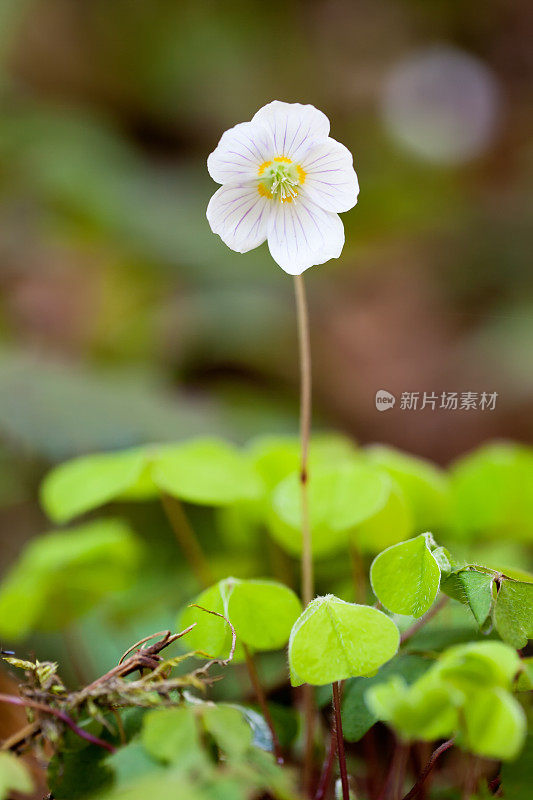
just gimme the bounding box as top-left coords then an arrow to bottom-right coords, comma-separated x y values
206,184 -> 271,253
252,101 -> 330,163
267,195 -> 344,275
207,121 -> 275,185
299,138 -> 359,213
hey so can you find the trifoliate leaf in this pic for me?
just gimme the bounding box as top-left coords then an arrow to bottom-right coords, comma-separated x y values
288,595 -> 399,686
269,463 -> 389,557
227,579 -> 301,651
0,753 -> 33,800
370,533 -> 441,618
180,579 -> 238,660
41,438 -> 264,523
365,445 -> 450,530
493,578 -> 533,648
40,448 -> 147,523
180,577 -> 300,657
365,676 -> 459,742
365,640 -> 527,758
153,438 -> 262,506
0,519 -> 141,639
441,569 -> 494,627
462,687 -> 526,761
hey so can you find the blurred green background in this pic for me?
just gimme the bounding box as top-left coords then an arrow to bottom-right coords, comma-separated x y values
0,0 -> 532,750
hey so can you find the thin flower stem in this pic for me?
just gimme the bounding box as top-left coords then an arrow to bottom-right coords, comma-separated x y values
401,738 -> 455,800
0,693 -> 115,753
332,681 -> 350,800
243,644 -> 283,765
294,274 -> 315,796
160,492 -> 214,588
400,595 -> 449,645
293,274 -> 313,607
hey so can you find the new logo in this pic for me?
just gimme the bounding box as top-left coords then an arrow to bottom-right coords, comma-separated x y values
375,390 -> 396,412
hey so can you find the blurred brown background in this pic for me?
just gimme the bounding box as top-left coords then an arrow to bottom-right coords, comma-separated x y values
0,0 -> 531,514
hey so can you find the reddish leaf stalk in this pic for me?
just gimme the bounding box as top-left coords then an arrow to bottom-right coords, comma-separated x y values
0,693 -> 115,753
401,738 -> 455,800
332,681 -> 350,800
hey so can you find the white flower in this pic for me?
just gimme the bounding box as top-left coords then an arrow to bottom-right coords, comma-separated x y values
206,101 -> 359,275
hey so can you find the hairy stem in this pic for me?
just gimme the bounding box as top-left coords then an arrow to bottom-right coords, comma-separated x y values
0,693 -> 115,753
294,274 -> 315,796
400,595 -> 449,645
333,681 -> 350,800
401,738 -> 455,800
160,492 -> 213,587
243,644 -> 283,764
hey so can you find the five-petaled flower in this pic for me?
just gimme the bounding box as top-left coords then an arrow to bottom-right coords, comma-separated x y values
206,101 -> 359,275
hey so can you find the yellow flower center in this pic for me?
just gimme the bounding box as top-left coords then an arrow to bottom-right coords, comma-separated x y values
257,156 -> 306,203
